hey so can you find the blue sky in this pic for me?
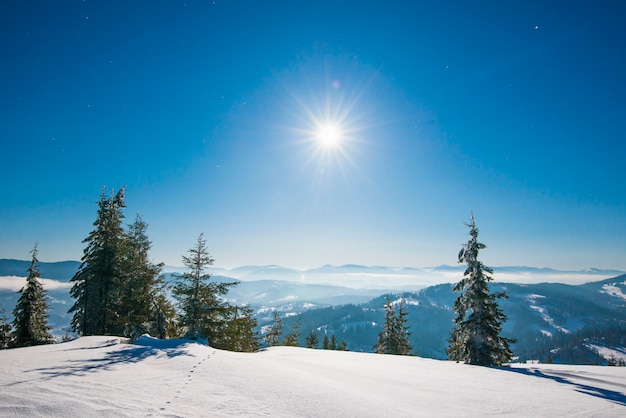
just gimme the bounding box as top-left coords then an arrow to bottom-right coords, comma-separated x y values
1,0 -> 625,270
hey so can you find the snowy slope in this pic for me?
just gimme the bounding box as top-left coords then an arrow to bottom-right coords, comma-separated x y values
1,336 -> 625,417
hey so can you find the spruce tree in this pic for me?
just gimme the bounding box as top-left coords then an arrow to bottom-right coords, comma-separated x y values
69,187 -> 126,336
283,316 -> 302,347
264,310 -> 283,347
373,296 -> 396,354
12,245 -> 53,347
322,333 -> 330,349
217,305 -> 260,352
448,214 -> 514,366
172,234 -> 238,342
374,296 -> 412,355
304,330 -> 319,349
394,301 -> 413,355
337,339 -> 348,351
0,306 -> 13,349
329,334 -> 337,350
117,214 -> 164,338
147,278 -> 179,339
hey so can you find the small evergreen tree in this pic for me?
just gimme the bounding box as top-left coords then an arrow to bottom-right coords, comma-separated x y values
264,310 -> 283,347
322,333 -> 330,349
373,296 -> 412,355
12,245 -> 53,347
0,306 -> 13,349
217,305 -> 260,352
147,285 -> 179,340
337,339 -> 348,351
283,316 -> 301,347
172,234 -> 238,342
394,301 -> 413,355
607,354 -> 618,366
373,296 -> 396,354
329,334 -> 338,350
448,214 -> 514,366
304,330 -> 319,349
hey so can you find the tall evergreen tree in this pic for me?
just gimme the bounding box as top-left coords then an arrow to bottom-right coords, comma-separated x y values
448,214 -> 514,366
264,310 -> 283,347
373,296 -> 412,355
172,234 -> 238,342
12,245 -> 53,347
117,214 -> 164,338
304,330 -> 319,349
69,187 -> 126,336
283,316 -> 302,347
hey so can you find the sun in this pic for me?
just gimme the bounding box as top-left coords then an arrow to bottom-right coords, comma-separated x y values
316,123 -> 342,148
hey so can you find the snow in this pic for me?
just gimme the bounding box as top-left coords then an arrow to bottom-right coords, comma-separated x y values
587,343 -> 626,363
527,295 -> 570,334
1,337 -> 625,417
601,283 -> 626,301
390,296 -> 419,306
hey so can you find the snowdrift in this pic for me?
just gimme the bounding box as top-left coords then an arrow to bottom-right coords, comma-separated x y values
1,336 -> 625,417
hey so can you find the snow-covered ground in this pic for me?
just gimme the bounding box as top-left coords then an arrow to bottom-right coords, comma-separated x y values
1,336 -> 625,417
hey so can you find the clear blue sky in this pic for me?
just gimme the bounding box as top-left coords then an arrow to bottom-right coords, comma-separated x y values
1,0 -> 625,270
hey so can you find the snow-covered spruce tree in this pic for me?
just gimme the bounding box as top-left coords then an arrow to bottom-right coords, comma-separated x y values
264,310 -> 283,347
373,296 -> 396,354
304,330 -> 319,348
373,296 -> 412,355
172,234 -> 238,342
448,214 -> 514,366
117,214 -> 164,339
69,187 -> 127,336
12,245 -> 53,347
283,316 -> 302,347
394,300 -> 413,355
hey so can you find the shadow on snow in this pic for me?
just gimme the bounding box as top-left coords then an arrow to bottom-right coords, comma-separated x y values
503,367 -> 626,407
25,339 -> 196,380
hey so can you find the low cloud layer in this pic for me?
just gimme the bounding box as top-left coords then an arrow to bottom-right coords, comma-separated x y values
0,276 -> 73,292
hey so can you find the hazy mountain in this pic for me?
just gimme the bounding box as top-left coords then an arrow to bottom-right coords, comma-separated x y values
0,259 -> 80,281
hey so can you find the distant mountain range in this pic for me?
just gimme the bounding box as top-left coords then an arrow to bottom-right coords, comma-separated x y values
2,259 -> 623,288
270,276 -> 626,364
0,259 -> 80,282
169,262 -> 624,288
1,258 -> 625,364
